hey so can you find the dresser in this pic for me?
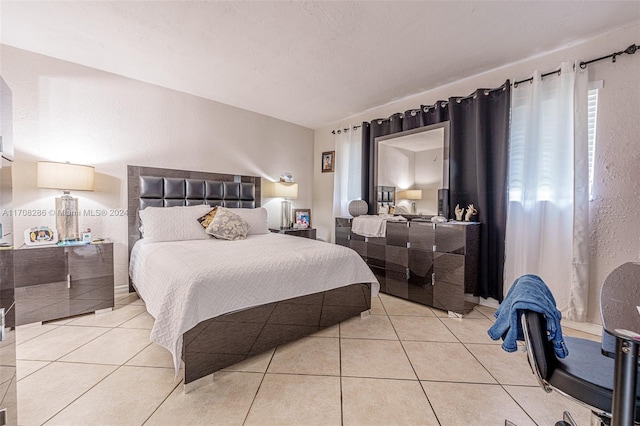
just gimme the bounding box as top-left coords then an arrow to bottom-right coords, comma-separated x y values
13,243 -> 114,325
336,218 -> 480,314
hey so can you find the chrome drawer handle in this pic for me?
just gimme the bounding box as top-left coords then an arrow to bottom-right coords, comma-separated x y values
0,308 -> 4,342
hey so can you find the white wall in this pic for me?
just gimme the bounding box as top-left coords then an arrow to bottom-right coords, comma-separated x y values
314,23 -> 640,324
1,45 -> 314,291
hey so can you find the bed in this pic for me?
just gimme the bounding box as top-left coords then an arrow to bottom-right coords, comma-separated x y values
127,165 -> 379,390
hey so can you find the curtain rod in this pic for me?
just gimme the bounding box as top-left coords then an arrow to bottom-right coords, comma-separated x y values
331,42 -> 638,133
513,42 -> 638,87
331,124 -> 361,135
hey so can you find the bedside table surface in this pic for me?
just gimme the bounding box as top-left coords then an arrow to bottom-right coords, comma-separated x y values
269,228 -> 316,239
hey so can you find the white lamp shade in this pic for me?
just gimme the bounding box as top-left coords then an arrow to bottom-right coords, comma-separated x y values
397,189 -> 422,200
37,161 -> 95,191
273,181 -> 298,199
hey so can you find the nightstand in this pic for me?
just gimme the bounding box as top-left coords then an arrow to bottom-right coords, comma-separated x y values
269,227 -> 316,240
13,242 -> 114,325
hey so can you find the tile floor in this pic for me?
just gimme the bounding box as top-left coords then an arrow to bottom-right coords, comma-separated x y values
15,292 -> 601,425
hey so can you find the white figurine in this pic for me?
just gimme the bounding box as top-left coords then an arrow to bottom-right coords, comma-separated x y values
464,204 -> 478,222
454,204 -> 464,221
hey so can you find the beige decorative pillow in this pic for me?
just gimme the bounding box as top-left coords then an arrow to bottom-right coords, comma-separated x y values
205,207 -> 249,240
197,207 -> 218,229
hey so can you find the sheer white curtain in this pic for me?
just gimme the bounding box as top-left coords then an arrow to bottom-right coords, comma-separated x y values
504,62 -> 589,321
333,125 -> 362,217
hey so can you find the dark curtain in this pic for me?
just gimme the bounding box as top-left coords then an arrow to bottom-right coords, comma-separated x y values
448,81 -> 510,301
361,122 -> 371,210
363,116 -> 393,214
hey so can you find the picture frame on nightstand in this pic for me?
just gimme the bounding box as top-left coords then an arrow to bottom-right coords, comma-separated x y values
293,209 -> 311,228
24,226 -> 58,246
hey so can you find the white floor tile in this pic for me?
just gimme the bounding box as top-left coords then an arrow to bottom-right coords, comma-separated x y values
46,365 -> 180,425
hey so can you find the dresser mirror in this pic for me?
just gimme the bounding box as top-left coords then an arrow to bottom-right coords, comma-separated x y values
374,121 -> 450,216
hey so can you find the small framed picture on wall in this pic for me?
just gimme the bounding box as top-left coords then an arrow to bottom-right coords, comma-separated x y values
293,209 -> 311,229
321,151 -> 335,173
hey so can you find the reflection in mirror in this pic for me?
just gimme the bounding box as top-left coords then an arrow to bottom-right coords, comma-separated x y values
375,121 -> 449,217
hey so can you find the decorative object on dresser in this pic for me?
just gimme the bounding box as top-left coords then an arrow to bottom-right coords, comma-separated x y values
293,208 -> 311,228
336,217 -> 481,315
348,199 -> 368,217
269,227 -> 316,239
321,150 -> 334,173
13,242 -> 114,325
454,204 -> 464,221
273,179 -> 298,229
464,204 -> 478,221
37,161 -> 95,242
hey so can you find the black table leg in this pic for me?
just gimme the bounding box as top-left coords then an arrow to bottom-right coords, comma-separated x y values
611,338 -> 638,426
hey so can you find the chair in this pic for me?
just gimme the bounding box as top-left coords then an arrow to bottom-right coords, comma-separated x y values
521,311 -> 640,425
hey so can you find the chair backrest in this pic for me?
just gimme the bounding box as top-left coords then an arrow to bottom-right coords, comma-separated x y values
521,310 -> 559,390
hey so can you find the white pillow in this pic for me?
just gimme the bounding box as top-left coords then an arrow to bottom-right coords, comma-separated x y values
228,207 -> 269,235
139,205 -> 212,242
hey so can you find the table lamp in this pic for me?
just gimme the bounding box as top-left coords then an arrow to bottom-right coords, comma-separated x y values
273,181 -> 298,229
37,161 -> 94,242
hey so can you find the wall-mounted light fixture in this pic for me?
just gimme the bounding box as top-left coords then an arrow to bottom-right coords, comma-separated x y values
37,161 -> 94,242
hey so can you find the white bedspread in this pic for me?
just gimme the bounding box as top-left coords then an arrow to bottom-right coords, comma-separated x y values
129,233 -> 379,373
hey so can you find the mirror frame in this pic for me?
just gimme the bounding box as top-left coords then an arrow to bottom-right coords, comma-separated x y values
373,121 -> 450,216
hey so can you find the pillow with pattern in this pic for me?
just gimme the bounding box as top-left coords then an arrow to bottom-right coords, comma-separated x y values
205,207 -> 249,240
197,207 -> 218,229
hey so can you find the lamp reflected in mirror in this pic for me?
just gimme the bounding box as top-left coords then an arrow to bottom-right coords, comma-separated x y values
397,189 -> 422,214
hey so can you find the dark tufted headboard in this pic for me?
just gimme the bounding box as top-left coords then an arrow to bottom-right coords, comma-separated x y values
127,165 -> 261,273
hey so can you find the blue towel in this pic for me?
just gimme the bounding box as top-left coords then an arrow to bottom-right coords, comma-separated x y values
488,274 -> 569,358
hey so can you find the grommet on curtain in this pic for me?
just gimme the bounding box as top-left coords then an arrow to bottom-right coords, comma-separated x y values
377,120 -> 383,125
411,110 -> 417,117
484,89 -> 490,95
441,101 -> 448,107
423,106 -> 430,112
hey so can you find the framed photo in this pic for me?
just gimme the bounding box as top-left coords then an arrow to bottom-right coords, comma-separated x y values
293,209 -> 311,228
321,151 -> 335,173
24,226 -> 58,246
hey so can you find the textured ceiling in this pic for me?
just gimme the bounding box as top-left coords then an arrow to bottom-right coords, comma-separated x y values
2,1 -> 639,129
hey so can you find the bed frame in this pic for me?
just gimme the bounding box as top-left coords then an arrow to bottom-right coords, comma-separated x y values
127,165 -> 372,390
